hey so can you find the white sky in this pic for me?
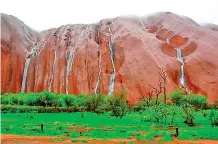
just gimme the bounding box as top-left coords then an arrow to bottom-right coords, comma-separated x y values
0,0 -> 218,31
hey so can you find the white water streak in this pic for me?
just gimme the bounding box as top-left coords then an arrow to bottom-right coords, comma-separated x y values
21,58 -> 31,92
48,47 -> 57,92
66,29 -> 85,95
94,28 -> 102,94
108,22 -> 116,95
21,48 -> 36,92
176,48 -> 186,88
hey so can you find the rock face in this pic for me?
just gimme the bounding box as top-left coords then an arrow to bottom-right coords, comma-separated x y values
1,12 -> 218,104
202,23 -> 218,32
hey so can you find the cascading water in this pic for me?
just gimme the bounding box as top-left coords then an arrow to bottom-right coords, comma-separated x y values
175,48 -> 186,89
180,65 -> 185,87
48,48 -> 57,92
166,39 -> 169,44
176,48 -> 184,64
108,73 -> 115,94
66,29 -> 85,95
20,31 -> 54,92
21,58 -> 31,92
94,28 -> 102,94
107,23 -> 116,95
21,48 -> 36,92
48,27 -> 62,92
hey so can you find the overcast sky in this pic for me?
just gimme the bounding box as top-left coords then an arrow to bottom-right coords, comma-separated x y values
1,0 -> 218,31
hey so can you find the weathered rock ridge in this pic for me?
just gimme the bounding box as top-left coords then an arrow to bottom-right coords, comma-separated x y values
1,12 -> 218,103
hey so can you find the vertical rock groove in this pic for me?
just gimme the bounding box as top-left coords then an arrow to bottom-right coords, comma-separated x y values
107,20 -> 116,95
66,27 -> 85,95
48,27 -> 62,92
94,24 -> 103,94
20,39 -> 38,92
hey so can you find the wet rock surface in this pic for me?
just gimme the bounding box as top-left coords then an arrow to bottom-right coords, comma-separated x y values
1,12 -> 218,103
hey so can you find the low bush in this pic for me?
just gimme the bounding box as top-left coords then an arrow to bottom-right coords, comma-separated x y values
170,89 -> 185,106
185,94 -> 207,109
209,109 -> 218,126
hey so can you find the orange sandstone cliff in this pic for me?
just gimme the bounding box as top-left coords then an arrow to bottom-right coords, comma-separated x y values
1,12 -> 218,104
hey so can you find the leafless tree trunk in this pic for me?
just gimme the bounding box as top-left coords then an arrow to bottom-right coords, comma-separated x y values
159,68 -> 167,104
149,78 -> 162,105
144,90 -> 153,105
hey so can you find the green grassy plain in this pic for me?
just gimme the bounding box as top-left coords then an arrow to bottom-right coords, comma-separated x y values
1,111 -> 218,142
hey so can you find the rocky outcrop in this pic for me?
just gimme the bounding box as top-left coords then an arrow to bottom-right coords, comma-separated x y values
201,23 -> 218,32
1,12 -> 218,103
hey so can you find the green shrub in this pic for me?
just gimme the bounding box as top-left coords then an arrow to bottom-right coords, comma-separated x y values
81,139 -> 88,143
159,133 -> 173,142
182,107 -> 196,125
84,94 -> 106,112
71,139 -> 79,142
209,109 -> 218,126
170,89 -> 185,105
58,94 -> 76,107
185,94 -> 207,109
106,95 -> 128,118
69,131 -> 80,138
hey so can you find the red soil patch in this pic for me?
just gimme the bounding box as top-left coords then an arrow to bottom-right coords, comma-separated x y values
1,134 -> 218,144
68,126 -> 94,133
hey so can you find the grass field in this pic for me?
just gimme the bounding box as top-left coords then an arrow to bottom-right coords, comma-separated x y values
2,111 -> 218,143
1,91 -> 218,143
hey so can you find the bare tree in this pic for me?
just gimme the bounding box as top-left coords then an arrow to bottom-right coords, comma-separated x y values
144,90 -> 153,106
159,68 -> 167,104
149,68 -> 167,105
149,76 -> 162,105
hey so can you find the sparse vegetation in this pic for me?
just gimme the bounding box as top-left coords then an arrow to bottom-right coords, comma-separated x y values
1,89 -> 218,142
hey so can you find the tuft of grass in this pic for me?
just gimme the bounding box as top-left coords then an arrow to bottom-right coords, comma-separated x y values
160,133 -> 173,142
71,139 -> 79,143
81,139 -> 88,143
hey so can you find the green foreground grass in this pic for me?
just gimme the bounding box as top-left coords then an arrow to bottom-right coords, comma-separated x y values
1,89 -> 218,142
1,111 -> 218,142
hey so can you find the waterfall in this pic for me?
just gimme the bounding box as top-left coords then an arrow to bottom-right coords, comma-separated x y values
21,58 -> 31,92
20,33 -> 52,92
166,39 -> 169,44
180,65 -> 185,87
176,48 -> 186,89
176,48 -> 184,64
94,28 -> 102,94
21,48 -> 36,92
95,49 -> 102,94
48,48 -> 57,92
108,73 -> 115,94
66,29 -> 85,95
108,24 -> 116,95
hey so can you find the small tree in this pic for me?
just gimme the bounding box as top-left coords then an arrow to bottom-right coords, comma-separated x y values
84,94 -> 105,112
149,78 -> 162,105
144,90 -> 154,106
185,94 -> 207,109
182,106 -> 196,126
159,68 -> 167,104
169,106 -> 181,125
106,94 -> 127,119
209,109 -> 218,126
39,91 -> 55,107
149,104 -> 170,124
170,89 -> 185,105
